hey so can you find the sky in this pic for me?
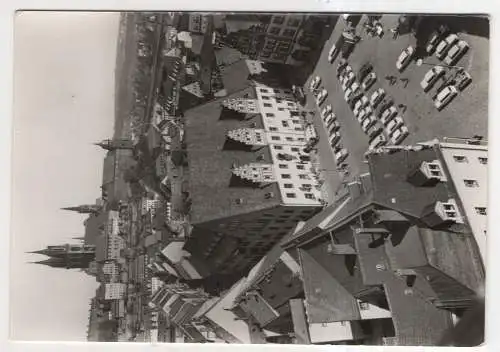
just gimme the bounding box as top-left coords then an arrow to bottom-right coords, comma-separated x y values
10,12 -> 120,341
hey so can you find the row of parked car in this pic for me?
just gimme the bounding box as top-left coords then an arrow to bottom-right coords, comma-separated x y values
337,59 -> 409,149
309,76 -> 349,165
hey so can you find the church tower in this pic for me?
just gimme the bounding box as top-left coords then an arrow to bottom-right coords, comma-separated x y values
95,139 -> 134,151
28,244 -> 96,269
61,204 -> 102,215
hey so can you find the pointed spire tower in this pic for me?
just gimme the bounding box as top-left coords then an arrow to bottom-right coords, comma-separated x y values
61,204 -> 102,215
94,139 -> 134,151
27,244 -> 96,270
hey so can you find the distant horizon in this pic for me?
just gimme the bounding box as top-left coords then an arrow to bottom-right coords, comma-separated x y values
10,12 -> 120,341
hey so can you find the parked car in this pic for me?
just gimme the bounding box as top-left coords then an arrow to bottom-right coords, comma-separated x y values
444,40 -> 470,66
396,46 -> 415,72
309,76 -> 322,91
344,83 -> 360,102
347,92 -> 364,108
324,112 -> 336,125
353,96 -> 369,115
378,99 -> 395,115
420,66 -> 445,92
335,148 -> 349,163
321,105 -> 333,118
390,126 -> 410,145
435,33 -> 459,60
366,124 -> 383,140
357,106 -> 373,123
370,88 -> 386,108
361,115 -> 377,133
328,44 -> 340,63
341,71 -> 356,87
380,106 -> 398,125
369,133 -> 387,150
457,72 -> 472,91
337,62 -> 352,77
362,72 -> 377,91
292,85 -> 306,105
330,132 -> 341,146
434,85 -> 458,110
328,120 -> 341,133
385,116 -> 405,136
426,25 -> 450,54
358,62 -> 374,82
316,88 -> 328,105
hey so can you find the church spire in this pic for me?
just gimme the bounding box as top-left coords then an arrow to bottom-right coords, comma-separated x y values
94,139 -> 134,151
27,243 -> 96,270
61,204 -> 102,214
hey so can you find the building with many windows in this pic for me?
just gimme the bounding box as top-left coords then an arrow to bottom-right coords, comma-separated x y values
180,79 -> 323,283
102,283 -> 127,300
95,211 -> 126,263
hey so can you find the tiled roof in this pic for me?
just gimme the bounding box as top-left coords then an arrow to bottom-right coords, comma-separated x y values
219,59 -> 252,95
183,87 -> 281,225
215,47 -> 247,67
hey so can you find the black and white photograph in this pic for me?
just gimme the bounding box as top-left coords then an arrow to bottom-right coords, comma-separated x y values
10,11 -> 488,347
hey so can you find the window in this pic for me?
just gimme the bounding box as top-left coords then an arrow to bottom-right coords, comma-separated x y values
287,18 -> 301,27
274,145 -> 283,150
283,28 -> 296,37
276,98 -> 283,103
273,16 -> 285,24
284,183 -> 293,188
298,138 -> 305,142
299,174 -> 309,180
262,95 -> 270,100
292,119 -> 300,124
286,137 -> 294,142
464,179 -> 479,187
269,26 -> 281,35
359,302 -> 370,310
296,164 -> 305,170
282,121 -> 289,127
278,107 -> 285,111
304,193 -> 315,199
294,127 -> 304,131
269,127 -> 278,132
286,193 -> 297,198
475,207 -> 487,215
264,103 -> 272,107
260,88 -> 269,93
291,147 -> 300,152
266,112 -> 275,117
281,174 -> 291,179
478,157 -> 488,165
453,155 -> 468,163
279,164 -> 288,169
271,136 -> 280,141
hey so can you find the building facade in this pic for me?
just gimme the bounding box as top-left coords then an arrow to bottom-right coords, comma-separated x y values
103,283 -> 127,300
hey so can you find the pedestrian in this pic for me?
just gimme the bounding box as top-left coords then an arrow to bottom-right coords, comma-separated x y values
400,78 -> 409,88
390,28 -> 399,40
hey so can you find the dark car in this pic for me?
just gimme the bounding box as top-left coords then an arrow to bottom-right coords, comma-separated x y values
292,85 -> 306,105
367,124 -> 383,140
358,63 -> 374,82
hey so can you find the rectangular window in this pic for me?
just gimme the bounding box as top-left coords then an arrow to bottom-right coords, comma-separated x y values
278,107 -> 285,111
282,121 -> 289,128
464,179 -> 479,187
359,302 -> 370,310
298,138 -> 305,142
299,174 -> 309,180
292,119 -> 300,124
262,95 -> 270,100
284,183 -> 293,189
286,193 -> 297,198
294,127 -> 304,131
291,147 -> 300,152
266,112 -> 275,117
286,137 -> 294,141
279,164 -> 288,169
264,103 -> 272,107
269,26 -> 281,35
273,16 -> 285,25
304,193 -> 315,199
269,127 -> 278,131
296,164 -> 305,170
281,174 -> 291,179
260,88 -> 269,93
453,155 -> 468,163
478,157 -> 488,165
271,136 -> 280,141
475,207 -> 487,215
274,145 -> 283,150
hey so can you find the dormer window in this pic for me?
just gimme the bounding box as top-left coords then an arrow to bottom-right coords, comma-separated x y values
435,199 -> 463,223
